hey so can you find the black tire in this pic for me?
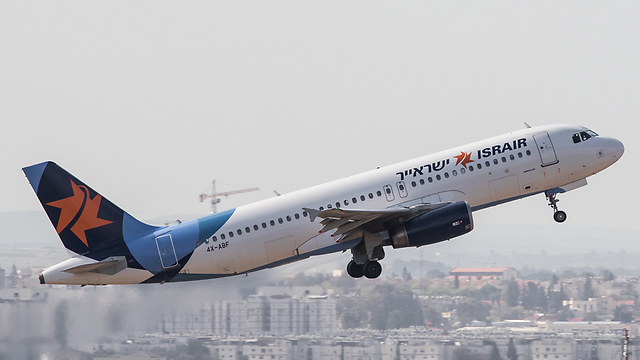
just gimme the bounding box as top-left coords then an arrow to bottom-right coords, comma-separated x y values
363,261 -> 382,279
554,210 -> 567,223
347,260 -> 364,278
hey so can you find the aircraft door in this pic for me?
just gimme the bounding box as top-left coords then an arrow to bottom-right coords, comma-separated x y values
396,181 -> 408,198
533,132 -> 559,167
155,234 -> 178,269
383,185 -> 395,202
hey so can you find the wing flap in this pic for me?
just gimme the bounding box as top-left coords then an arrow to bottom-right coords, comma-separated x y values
304,202 -> 453,243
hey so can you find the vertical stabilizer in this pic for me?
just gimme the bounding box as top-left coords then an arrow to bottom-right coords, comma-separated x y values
23,161 -> 158,265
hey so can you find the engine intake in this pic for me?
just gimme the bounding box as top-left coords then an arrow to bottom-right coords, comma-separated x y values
389,201 -> 473,248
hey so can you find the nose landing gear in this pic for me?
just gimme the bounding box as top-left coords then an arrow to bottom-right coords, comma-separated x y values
546,190 -> 567,223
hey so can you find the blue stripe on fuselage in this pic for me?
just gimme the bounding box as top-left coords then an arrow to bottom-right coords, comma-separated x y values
197,208 -> 235,240
124,209 -> 235,275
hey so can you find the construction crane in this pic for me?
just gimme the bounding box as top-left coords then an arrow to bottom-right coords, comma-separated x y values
199,180 -> 259,213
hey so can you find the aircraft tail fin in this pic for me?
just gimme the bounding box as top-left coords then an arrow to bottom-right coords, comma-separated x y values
22,161 -> 157,260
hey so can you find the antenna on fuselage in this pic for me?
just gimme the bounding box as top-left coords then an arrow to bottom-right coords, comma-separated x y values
524,122 -> 532,128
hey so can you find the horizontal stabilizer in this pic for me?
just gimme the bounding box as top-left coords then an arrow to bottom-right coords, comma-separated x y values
63,256 -> 127,275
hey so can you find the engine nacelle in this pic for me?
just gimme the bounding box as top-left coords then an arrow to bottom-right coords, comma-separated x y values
388,201 -> 474,248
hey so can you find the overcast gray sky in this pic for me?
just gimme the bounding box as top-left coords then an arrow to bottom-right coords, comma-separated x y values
1,2 -> 638,255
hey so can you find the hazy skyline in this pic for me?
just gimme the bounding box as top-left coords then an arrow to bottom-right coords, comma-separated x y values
1,2 -> 638,258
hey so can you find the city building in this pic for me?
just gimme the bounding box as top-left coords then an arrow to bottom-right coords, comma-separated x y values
564,298 -> 598,315
563,296 -> 614,317
397,340 -> 443,360
448,267 -> 517,281
531,339 -> 573,360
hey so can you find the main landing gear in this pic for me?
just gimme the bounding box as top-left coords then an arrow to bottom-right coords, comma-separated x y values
346,233 -> 385,279
347,260 -> 382,279
546,190 -> 567,223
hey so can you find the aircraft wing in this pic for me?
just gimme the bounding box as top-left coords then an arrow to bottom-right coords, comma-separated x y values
303,203 -> 450,242
62,256 -> 128,275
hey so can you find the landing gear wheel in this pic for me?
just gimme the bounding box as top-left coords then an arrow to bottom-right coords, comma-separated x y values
347,260 -> 364,278
546,191 -> 567,224
363,261 -> 382,279
553,210 -> 567,223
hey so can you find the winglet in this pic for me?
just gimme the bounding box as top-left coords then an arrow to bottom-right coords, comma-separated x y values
524,122 -> 532,129
302,207 -> 320,222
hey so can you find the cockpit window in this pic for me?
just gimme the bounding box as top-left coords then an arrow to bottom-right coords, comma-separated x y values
573,130 -> 599,144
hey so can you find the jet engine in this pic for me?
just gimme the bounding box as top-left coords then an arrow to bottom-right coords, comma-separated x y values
388,201 -> 473,248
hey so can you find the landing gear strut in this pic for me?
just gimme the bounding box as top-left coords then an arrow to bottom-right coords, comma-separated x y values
546,191 -> 567,223
346,260 -> 382,279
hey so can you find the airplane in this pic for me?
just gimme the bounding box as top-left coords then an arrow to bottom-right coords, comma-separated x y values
23,124 -> 623,285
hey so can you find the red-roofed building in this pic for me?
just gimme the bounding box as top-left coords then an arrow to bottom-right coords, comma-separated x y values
449,267 -> 517,281
615,300 -> 635,307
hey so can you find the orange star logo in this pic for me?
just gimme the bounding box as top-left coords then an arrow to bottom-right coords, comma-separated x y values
454,151 -> 474,169
46,179 -> 112,247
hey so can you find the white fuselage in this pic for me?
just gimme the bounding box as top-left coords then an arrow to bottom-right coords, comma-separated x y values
183,124 -> 622,277
38,124 -> 623,285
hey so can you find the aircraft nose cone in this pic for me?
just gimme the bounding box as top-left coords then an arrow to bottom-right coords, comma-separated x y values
609,138 -> 624,160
